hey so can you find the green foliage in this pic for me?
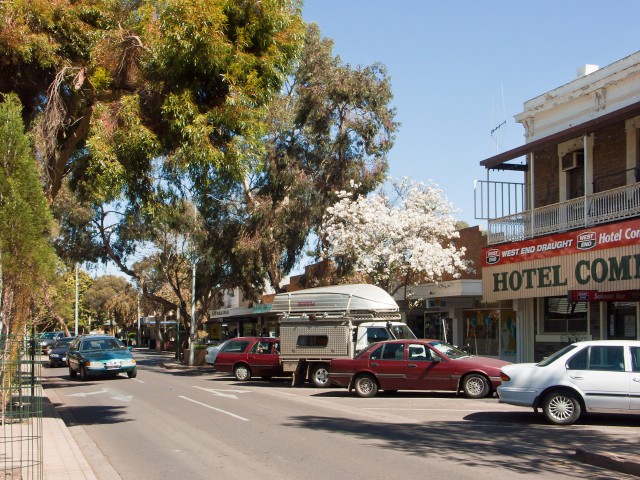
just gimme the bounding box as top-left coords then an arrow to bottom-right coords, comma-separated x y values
0,2 -> 397,336
85,274 -> 138,329
0,93 -> 58,334
226,23 -> 398,289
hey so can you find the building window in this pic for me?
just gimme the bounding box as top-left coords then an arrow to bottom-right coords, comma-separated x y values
606,302 -> 637,340
543,297 -> 587,334
636,128 -> 640,182
563,151 -> 585,199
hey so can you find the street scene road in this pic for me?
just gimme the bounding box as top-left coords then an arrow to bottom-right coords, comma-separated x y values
41,349 -> 639,480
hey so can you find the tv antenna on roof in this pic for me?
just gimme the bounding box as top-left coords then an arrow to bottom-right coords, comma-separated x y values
490,84 -> 507,154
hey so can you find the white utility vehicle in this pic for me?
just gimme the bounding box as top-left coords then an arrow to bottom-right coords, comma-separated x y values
271,284 -> 416,387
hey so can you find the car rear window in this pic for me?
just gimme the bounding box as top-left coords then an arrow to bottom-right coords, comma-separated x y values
632,347 -> 640,372
379,343 -> 404,360
221,340 -> 251,353
537,344 -> 577,366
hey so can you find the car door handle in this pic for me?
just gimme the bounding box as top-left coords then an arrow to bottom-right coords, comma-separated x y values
569,375 -> 584,380
407,364 -> 417,368
633,377 -> 640,383
370,363 -> 378,367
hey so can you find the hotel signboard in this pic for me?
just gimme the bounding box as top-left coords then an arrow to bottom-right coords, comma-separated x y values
482,219 -> 640,301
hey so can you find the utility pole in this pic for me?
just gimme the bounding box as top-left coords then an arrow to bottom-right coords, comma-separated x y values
74,262 -> 79,335
189,203 -> 197,366
137,292 -> 141,346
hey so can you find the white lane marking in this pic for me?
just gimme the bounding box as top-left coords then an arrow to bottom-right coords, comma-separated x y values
104,388 -> 132,402
133,378 -> 145,383
178,396 -> 249,422
67,387 -> 132,402
68,388 -> 108,397
192,386 -> 251,399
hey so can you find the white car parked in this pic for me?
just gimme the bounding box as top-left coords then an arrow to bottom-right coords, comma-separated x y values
497,340 -> 640,425
205,340 -> 228,367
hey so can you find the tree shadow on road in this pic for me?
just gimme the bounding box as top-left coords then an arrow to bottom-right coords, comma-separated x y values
282,414 -> 637,478
53,404 -> 131,426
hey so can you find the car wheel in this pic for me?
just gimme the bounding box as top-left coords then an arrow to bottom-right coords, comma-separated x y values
310,363 -> 331,388
354,374 -> 379,398
79,366 -> 88,381
543,390 -> 582,425
69,366 -> 77,378
127,369 -> 137,379
462,374 -> 490,398
234,364 -> 251,381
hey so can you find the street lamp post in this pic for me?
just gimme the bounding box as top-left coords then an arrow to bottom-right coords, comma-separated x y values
189,255 -> 196,366
188,202 -> 198,366
74,262 -> 79,335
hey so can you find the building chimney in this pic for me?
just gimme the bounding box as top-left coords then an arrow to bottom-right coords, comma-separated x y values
577,64 -> 599,77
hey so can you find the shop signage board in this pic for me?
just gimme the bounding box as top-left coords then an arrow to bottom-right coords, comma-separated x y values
483,218 -> 640,267
568,289 -> 640,302
482,219 -> 640,301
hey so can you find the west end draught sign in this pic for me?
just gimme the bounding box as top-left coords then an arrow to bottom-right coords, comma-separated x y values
481,219 -> 640,301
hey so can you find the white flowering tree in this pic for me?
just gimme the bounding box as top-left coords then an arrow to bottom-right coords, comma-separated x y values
320,178 -> 471,296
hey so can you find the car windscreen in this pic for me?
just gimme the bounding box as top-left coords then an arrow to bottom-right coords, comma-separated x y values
41,332 -> 57,339
429,341 -> 469,359
80,339 -> 123,351
536,344 -> 578,366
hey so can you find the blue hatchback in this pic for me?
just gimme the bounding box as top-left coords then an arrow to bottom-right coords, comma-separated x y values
67,335 -> 137,380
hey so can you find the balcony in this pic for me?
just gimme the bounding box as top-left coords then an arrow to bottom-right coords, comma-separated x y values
486,182 -> 640,245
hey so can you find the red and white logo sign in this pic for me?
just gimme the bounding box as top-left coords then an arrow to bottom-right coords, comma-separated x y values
577,231 -> 596,250
485,248 -> 501,265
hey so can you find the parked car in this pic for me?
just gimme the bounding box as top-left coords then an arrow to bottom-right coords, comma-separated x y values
498,340 -> 640,425
67,334 -> 137,380
329,339 -> 510,398
39,331 -> 68,354
205,340 -> 229,367
214,337 -> 282,381
48,337 -> 75,367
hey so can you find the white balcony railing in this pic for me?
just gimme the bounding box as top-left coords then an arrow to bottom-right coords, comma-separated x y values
487,182 -> 640,245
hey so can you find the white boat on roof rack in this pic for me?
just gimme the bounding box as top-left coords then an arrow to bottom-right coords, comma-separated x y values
271,284 -> 399,316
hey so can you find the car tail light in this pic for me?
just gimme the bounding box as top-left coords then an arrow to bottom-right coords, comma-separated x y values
500,371 -> 510,382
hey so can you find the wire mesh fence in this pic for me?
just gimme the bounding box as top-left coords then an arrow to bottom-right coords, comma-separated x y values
1,335 -> 42,480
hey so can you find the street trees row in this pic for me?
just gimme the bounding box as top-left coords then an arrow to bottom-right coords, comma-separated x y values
1,1 -> 469,351
0,1 -> 405,341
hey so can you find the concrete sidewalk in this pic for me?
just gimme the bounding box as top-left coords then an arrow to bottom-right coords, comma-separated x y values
42,388 -> 99,480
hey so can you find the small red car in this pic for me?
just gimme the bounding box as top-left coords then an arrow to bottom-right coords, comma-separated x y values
214,337 -> 283,381
329,339 -> 510,398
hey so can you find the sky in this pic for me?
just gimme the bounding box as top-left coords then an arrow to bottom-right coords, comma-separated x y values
302,0 -> 640,226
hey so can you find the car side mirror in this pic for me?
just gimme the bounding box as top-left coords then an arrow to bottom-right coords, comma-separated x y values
128,346 -> 133,352
432,355 -> 442,362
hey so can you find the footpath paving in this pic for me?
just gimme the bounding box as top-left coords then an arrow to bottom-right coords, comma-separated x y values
42,388 -> 99,480
37,352 -> 640,479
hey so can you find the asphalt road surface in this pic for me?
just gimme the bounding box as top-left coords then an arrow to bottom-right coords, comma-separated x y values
42,349 -> 640,480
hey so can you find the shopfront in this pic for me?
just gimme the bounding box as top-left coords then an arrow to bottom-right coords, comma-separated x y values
206,304 -> 278,341
482,219 -> 640,362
